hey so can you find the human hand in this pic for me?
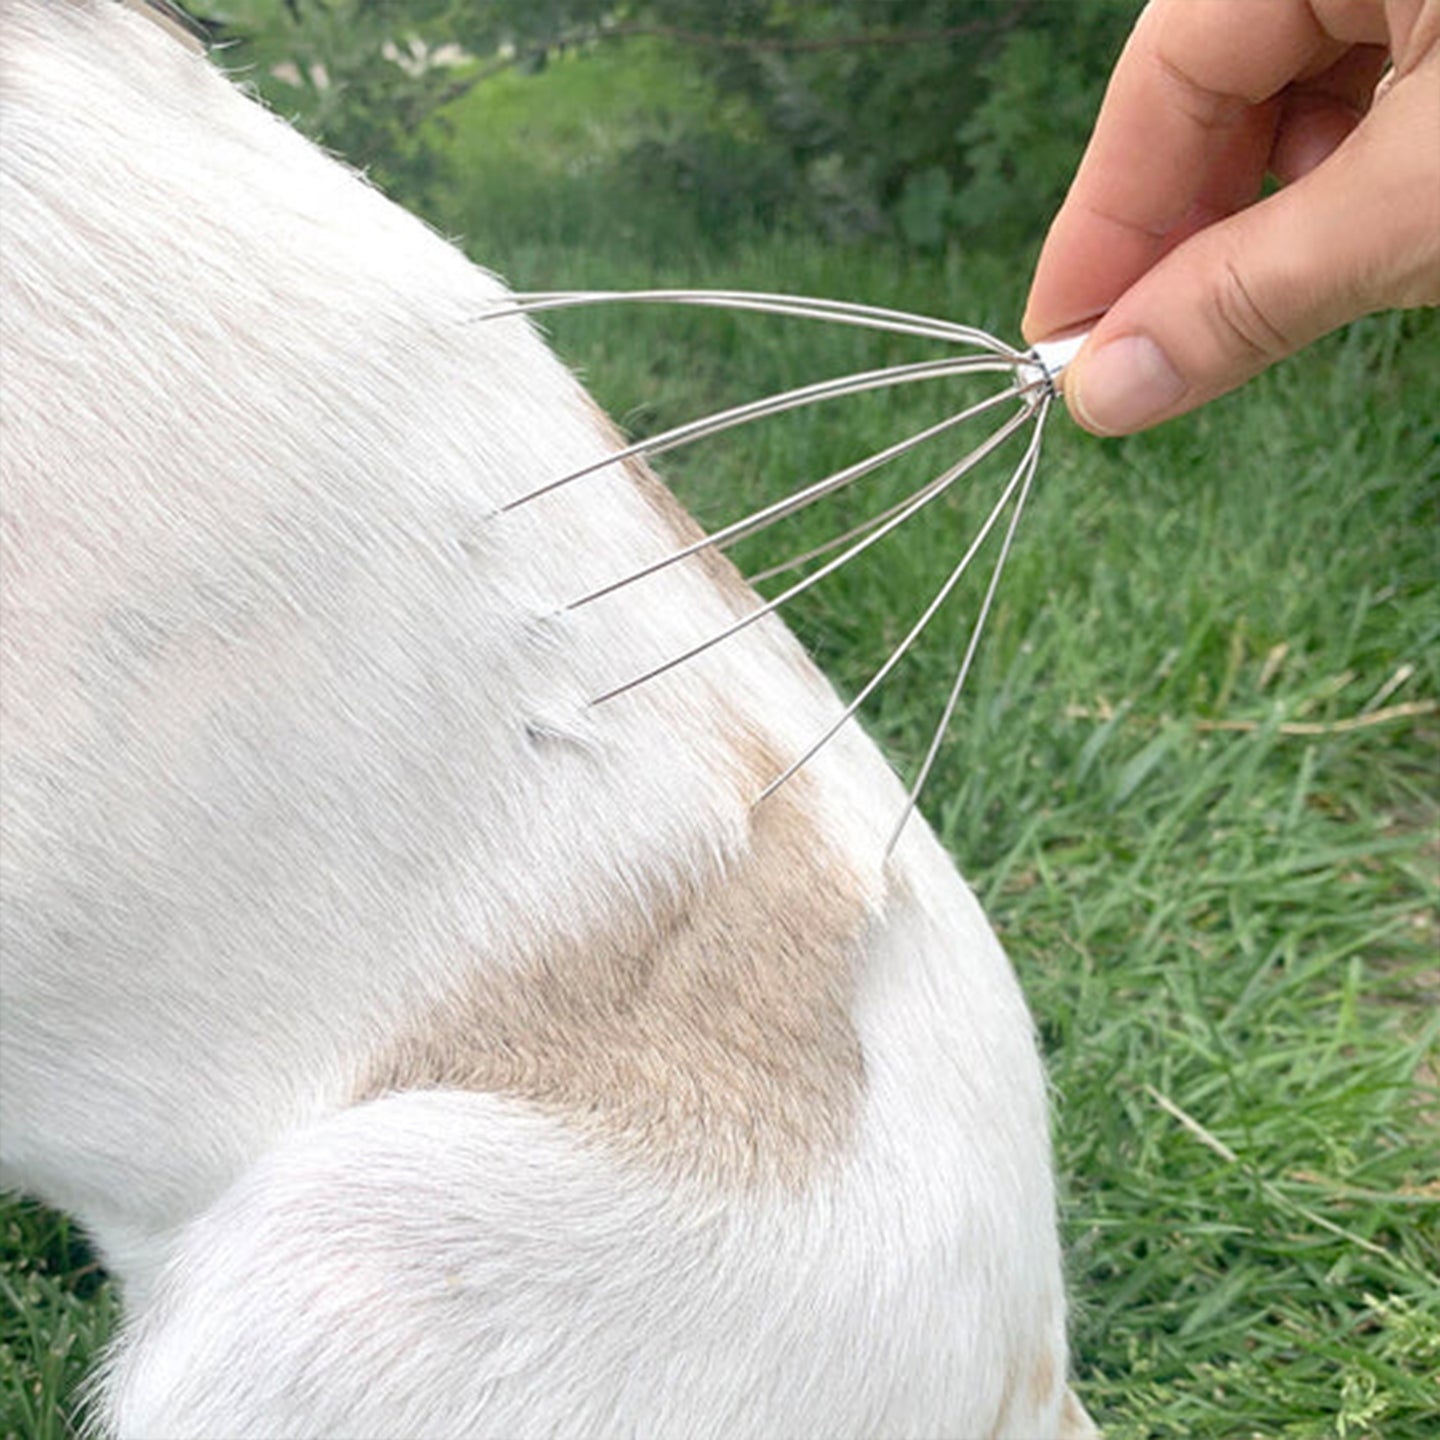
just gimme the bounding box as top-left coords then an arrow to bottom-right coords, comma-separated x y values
1022,0 -> 1440,436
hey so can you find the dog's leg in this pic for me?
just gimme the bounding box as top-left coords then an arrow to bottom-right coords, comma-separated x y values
98,1091 -> 698,1439
97,1084 -> 1077,1440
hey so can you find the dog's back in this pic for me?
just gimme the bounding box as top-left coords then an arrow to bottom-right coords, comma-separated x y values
0,2 -> 1086,1434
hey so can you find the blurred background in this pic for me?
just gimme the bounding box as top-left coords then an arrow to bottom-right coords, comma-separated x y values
205,0 -> 1137,266
2,4 -> 1437,1438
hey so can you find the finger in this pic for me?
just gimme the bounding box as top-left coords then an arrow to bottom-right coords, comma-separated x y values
1154,101 -> 1283,257
1022,0 -> 1383,343
1059,63 -> 1440,435
1270,43 -> 1390,181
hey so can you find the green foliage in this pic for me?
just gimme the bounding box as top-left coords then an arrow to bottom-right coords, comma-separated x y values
0,1206 -> 116,1440
955,7 -> 1130,239
647,0 -> 1139,246
206,0 -> 483,201
210,0 -> 1140,245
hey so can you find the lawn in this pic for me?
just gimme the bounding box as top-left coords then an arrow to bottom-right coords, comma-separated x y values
3,34 -> 1437,1440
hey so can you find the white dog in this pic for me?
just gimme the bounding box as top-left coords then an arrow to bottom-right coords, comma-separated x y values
0,2 -> 1096,1435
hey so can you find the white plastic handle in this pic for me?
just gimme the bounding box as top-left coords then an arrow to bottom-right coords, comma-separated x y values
1029,331 -> 1089,382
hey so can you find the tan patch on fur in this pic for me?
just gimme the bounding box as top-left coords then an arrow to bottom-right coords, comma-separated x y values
989,1363 -> 1019,1440
991,1346 -> 1068,1439
1028,1349 -> 1058,1417
361,736 -> 868,1190
584,396 -> 758,613
1059,1387 -> 1101,1439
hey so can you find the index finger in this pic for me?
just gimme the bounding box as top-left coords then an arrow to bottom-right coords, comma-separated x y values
1021,0 -> 1389,342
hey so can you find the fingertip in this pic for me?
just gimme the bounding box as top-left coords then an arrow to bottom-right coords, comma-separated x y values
1062,333 -> 1189,437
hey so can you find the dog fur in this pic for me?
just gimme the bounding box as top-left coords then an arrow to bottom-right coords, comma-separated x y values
0,2 -> 1095,1434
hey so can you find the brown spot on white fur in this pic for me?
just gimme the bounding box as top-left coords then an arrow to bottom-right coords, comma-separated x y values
360,734 -> 868,1190
990,1343 -> 1079,1439
1059,1387 -> 1102,1439
1028,1348 -> 1058,1417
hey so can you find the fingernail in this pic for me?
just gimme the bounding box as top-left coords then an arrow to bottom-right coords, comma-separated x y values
1068,335 -> 1186,435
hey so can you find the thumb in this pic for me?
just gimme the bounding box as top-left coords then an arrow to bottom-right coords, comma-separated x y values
1061,67 -> 1440,437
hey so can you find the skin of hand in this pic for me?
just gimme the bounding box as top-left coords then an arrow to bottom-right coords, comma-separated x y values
1022,0 -> 1440,436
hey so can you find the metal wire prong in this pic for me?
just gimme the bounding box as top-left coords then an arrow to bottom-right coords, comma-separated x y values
747,479 -> 936,584
589,400 -> 1038,706
484,288 -> 1025,356
567,381 -> 1026,610
748,367 -> 1049,584
756,405 -> 1044,806
884,397 -> 1049,855
500,354 -> 1015,514
482,283 -> 1073,840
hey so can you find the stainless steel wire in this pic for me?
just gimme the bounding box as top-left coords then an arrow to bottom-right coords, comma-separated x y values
482,289 -> 1084,848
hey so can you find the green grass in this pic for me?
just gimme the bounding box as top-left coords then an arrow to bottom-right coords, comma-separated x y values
0,1208 -> 116,1440
4,36 -> 1438,1440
